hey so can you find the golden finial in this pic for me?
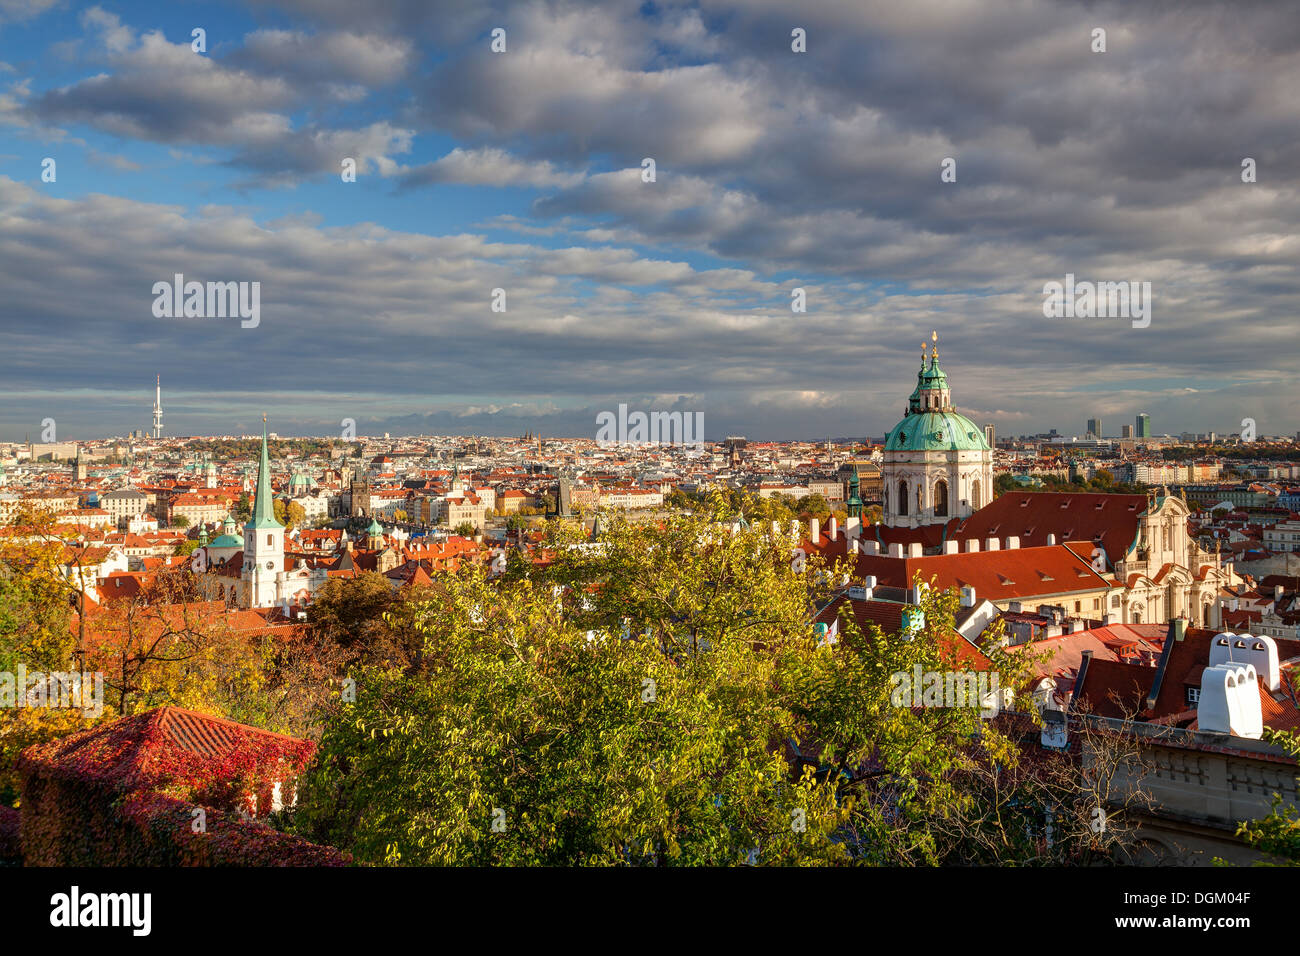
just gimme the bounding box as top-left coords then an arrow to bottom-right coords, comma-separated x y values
921,340 -> 928,367
262,412 -> 267,423
931,330 -> 939,361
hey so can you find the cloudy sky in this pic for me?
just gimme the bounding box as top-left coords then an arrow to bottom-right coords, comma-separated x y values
1,0 -> 1297,441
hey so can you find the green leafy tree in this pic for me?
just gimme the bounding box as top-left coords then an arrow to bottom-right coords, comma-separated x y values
306,573 -> 399,656
294,507 -> 1129,865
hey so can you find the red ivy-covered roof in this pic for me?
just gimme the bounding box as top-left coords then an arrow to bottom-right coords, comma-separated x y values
19,706 -> 314,808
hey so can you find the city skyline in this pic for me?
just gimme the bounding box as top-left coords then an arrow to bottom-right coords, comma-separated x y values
5,370 -> 1279,445
3,1 -> 1298,441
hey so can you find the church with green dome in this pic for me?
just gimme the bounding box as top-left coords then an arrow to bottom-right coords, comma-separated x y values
881,334 -> 993,528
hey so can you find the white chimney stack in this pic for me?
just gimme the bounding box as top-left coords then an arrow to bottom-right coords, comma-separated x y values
1005,536 -> 1020,549
960,586 -> 976,607
862,540 -> 879,555
828,516 -> 838,541
809,518 -> 820,544
1197,662 -> 1263,738
944,540 -> 959,554
1046,533 -> 1057,546
985,537 -> 1000,551
965,539 -> 980,553
908,542 -> 923,558
889,543 -> 904,558
1210,632 -> 1280,692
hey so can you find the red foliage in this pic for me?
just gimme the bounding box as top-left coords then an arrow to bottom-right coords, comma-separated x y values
0,805 -> 19,862
16,707 -> 348,866
18,706 -> 315,809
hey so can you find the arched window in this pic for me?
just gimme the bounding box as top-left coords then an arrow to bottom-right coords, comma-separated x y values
934,479 -> 949,518
898,480 -> 909,516
971,479 -> 982,510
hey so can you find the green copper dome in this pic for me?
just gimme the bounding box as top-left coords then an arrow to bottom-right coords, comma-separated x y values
367,517 -> 384,535
210,533 -> 245,549
885,410 -> 989,452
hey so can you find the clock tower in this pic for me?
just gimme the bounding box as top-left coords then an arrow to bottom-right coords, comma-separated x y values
242,416 -> 284,607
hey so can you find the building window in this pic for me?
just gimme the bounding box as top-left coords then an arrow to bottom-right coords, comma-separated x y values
1186,687 -> 1200,705
971,479 -> 982,510
898,480 -> 909,516
933,480 -> 949,518
267,534 -> 272,546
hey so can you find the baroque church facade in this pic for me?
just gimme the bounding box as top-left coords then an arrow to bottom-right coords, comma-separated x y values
869,336 -> 1237,627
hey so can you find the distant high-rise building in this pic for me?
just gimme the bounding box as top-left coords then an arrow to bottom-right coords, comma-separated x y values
1136,413 -> 1151,439
1086,417 -> 1102,439
983,424 -> 995,448
1122,424 -> 1134,438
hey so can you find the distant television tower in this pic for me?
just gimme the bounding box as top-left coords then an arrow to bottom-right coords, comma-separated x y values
152,375 -> 163,439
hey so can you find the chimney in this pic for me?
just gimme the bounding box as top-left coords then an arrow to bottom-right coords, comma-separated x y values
863,575 -> 878,590
889,543 -> 904,558
1069,619 -> 1085,633
790,519 -> 801,539
846,518 -> 861,539
1196,663 -> 1263,738
965,538 -> 980,553
862,540 -> 879,555
1171,617 -> 1187,642
943,540 -> 959,555
828,516 -> 838,541
1210,632 -> 1280,691
1275,584 -> 1285,602
809,518 -> 820,544
1005,536 -> 1020,549
908,542 -> 923,558
960,586 -> 976,607
1009,601 -> 1022,613
985,537 -> 1000,551
1046,533 -> 1057,546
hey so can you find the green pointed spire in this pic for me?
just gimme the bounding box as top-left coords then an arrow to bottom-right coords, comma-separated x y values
847,470 -> 863,519
247,416 -> 282,530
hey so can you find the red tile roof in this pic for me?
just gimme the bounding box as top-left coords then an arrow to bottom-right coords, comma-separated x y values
18,706 -> 313,801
